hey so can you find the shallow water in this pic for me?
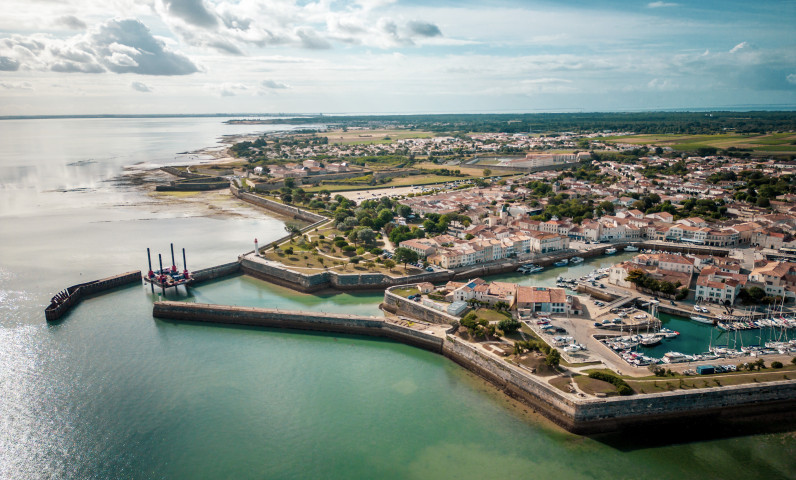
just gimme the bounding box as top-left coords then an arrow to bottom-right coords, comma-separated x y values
1,117 -> 794,479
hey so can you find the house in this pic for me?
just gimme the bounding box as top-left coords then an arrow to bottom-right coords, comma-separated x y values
515,286 -> 573,314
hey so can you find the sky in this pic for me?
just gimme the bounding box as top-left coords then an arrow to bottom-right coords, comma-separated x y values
0,0 -> 795,115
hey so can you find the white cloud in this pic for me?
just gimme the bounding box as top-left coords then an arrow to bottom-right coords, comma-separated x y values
0,81 -> 33,90
787,74 -> 796,85
648,2 -> 678,8
0,19 -> 199,75
730,41 -> 749,53
261,79 -> 288,89
131,81 -> 152,92
53,15 -> 87,30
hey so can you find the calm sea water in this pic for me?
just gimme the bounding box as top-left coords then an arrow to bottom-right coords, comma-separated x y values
1,118 -> 793,479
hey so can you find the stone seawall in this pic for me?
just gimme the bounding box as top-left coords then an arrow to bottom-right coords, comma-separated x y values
442,336 -> 581,430
231,186 -> 326,224
191,262 -> 242,283
441,333 -> 796,434
152,301 -> 445,353
240,255 -> 452,292
383,287 -> 460,325
45,271 -> 142,321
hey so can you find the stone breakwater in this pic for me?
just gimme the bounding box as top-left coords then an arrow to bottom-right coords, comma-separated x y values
152,301 -> 447,353
45,271 -> 142,321
151,299 -> 796,435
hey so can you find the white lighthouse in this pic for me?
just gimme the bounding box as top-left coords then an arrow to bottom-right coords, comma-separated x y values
254,238 -> 259,256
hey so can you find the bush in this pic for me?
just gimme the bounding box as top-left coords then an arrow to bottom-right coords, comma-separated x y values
342,245 -> 356,252
771,361 -> 784,369
284,247 -> 294,255
356,247 -> 365,255
334,239 -> 348,248
318,234 -> 325,239
349,256 -> 361,264
588,371 -> 634,396
370,247 -> 383,255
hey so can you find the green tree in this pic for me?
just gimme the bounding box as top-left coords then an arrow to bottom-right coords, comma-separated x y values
545,349 -> 561,367
356,227 -> 377,245
482,168 -> 492,176
284,177 -> 296,189
498,317 -> 521,334
393,247 -> 419,270
284,223 -> 302,241
384,259 -> 396,271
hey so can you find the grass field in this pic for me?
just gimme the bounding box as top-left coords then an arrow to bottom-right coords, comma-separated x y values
324,129 -> 433,145
475,308 -> 512,323
302,174 -> 470,193
414,161 -> 521,176
603,133 -> 796,156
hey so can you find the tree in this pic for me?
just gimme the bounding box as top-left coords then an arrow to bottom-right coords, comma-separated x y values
284,223 -> 302,240
384,259 -> 396,271
284,177 -> 296,189
356,227 -> 377,245
393,247 -> 419,270
545,349 -> 561,367
498,317 -> 521,334
482,168 -> 491,176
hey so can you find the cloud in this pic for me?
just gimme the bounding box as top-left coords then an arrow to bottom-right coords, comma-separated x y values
730,41 -> 749,53
131,81 -> 152,92
407,21 -> 441,38
788,74 -> 796,85
51,61 -> 103,73
296,28 -> 331,50
0,56 -> 20,71
54,15 -> 87,30
162,0 -> 218,28
647,2 -> 678,7
0,19 -> 199,75
90,19 -> 199,75
0,81 -> 33,90
261,79 -> 288,89
205,82 -> 249,96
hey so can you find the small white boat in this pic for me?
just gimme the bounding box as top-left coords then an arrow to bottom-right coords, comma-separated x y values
605,247 -> 617,255
624,245 -> 639,252
569,256 -> 584,264
553,259 -> 569,267
690,315 -> 713,324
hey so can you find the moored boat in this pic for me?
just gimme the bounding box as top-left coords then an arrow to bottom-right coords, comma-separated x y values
690,315 -> 713,325
624,245 -> 639,252
605,247 -> 617,255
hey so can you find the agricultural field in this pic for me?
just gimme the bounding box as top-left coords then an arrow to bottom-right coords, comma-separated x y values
603,132 -> 796,156
324,128 -> 433,145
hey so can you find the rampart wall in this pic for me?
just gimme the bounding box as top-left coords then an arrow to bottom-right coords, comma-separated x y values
45,271 -> 142,321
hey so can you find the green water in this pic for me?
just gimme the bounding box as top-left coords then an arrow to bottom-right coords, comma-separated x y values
8,283 -> 791,479
2,118 -> 794,479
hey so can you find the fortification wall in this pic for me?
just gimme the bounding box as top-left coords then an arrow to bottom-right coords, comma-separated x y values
152,301 -> 444,353
191,262 -> 242,283
45,271 -> 142,321
441,336 -> 580,430
383,288 -> 459,325
240,255 -> 452,292
231,186 -> 326,224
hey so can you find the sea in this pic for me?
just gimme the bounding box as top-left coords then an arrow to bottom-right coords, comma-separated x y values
0,117 -> 793,479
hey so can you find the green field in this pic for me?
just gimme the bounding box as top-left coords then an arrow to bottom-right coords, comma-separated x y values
324,129 -> 433,145
302,174 -> 470,193
603,132 -> 796,155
